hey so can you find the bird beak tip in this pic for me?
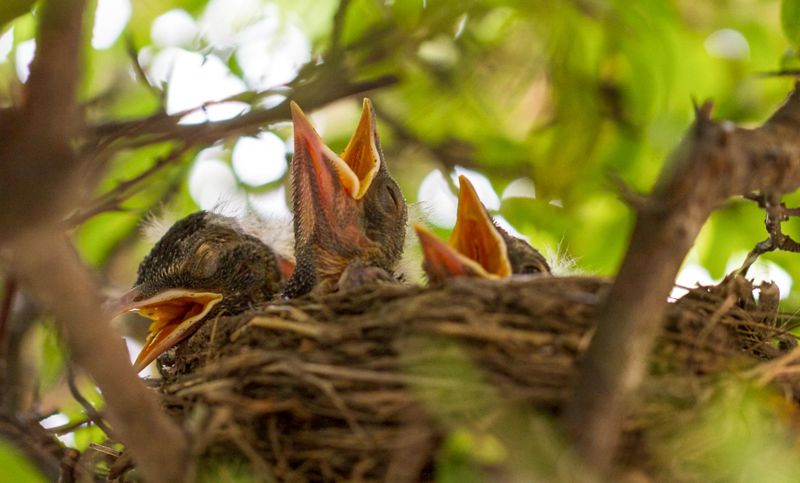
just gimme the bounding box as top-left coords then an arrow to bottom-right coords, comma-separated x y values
109,286 -> 144,317
289,100 -> 302,117
415,224 -> 486,279
291,102 -> 315,135
457,175 -> 480,205
362,97 -> 374,111
448,177 -> 513,278
124,290 -> 224,373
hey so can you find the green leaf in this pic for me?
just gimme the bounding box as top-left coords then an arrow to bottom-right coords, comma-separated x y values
0,439 -> 47,483
73,424 -> 106,451
782,0 -> 800,48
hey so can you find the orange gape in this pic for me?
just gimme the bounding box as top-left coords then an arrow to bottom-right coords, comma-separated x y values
415,176 -> 513,282
340,99 -> 380,199
112,211 -> 286,374
284,98 -> 407,298
114,289 -> 223,372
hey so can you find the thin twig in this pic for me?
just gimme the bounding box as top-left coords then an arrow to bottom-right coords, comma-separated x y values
65,145 -> 193,226
739,192 -> 800,273
240,316 -> 331,340
92,71 -> 398,149
373,101 -> 530,180
125,37 -> 165,105
750,344 -> 800,386
755,69 -> 800,78
46,418 -> 91,435
608,171 -> 647,211
294,369 -> 370,445
66,365 -> 114,436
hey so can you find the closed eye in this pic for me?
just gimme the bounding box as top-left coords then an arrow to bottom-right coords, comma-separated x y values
384,184 -> 401,211
520,264 -> 541,274
190,242 -> 221,279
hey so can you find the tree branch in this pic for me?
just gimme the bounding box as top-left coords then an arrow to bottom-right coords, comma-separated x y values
7,230 -> 190,483
0,0 -> 86,228
0,1 -> 190,481
66,365 -> 114,436
737,192 -> 800,272
564,85 -> 800,470
65,146 -> 193,226
373,101 -> 532,179
91,72 -> 398,149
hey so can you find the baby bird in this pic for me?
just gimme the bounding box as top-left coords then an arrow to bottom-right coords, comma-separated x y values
284,99 -> 408,297
114,211 -> 289,372
414,175 -> 550,282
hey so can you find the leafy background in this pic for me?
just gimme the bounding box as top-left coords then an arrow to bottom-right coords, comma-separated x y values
3,0 -> 800,479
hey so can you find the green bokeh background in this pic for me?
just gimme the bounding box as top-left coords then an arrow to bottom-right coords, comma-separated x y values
4,0 -> 800,479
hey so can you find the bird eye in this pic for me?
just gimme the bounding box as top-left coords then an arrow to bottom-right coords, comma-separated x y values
383,184 -> 401,212
520,264 -> 541,274
189,242 -> 220,278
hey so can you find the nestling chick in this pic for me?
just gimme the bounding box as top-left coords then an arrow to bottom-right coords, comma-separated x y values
414,175 -> 550,282
284,98 -> 408,297
114,211 -> 287,372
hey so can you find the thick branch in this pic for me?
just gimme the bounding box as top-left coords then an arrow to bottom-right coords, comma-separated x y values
7,230 -> 189,483
24,0 -> 84,139
0,0 -> 86,228
564,85 -> 800,469
0,1 -> 190,481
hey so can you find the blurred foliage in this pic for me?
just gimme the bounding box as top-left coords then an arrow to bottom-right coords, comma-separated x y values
404,336 -> 591,482
652,380 -> 800,482
196,453 -> 264,483
2,0 -> 797,289
3,0 -> 800,476
0,439 -> 47,483
0,0 -> 35,29
783,0 -> 800,48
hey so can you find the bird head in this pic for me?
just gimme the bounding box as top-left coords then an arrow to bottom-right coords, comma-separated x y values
415,175 -> 549,283
114,211 -> 285,372
285,99 -> 407,297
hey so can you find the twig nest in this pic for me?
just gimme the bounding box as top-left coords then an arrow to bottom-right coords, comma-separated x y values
140,275 -> 795,481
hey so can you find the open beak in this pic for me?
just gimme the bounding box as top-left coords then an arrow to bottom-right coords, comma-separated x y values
449,175 -> 511,278
414,224 -> 492,281
414,175 -> 511,281
290,100 -> 379,245
290,99 -> 381,201
291,101 -> 359,204
114,287 -> 223,372
340,98 -> 381,200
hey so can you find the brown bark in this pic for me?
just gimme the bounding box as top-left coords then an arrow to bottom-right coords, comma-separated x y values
565,88 -> 800,469
8,231 -> 190,483
0,1 -> 190,481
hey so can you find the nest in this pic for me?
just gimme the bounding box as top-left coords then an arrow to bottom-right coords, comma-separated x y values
116,275 -> 797,481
